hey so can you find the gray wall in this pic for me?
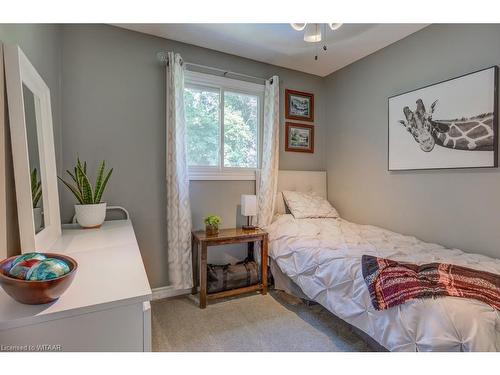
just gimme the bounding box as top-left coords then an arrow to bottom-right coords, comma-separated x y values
0,25 -> 62,256
0,25 -> 63,173
4,23 -> 500,289
325,24 -> 500,258
60,24 -> 326,288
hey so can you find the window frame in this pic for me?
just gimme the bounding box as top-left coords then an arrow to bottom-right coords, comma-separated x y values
184,71 -> 264,181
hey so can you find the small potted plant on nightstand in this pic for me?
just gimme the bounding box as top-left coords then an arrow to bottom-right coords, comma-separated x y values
58,158 -> 113,229
204,215 -> 221,236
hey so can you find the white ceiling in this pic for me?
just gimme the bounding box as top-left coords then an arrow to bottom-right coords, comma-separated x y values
116,23 -> 429,77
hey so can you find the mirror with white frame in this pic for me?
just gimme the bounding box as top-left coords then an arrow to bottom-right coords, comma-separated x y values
4,44 -> 61,252
23,84 -> 45,234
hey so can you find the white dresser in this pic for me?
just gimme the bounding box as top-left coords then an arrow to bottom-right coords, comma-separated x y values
0,220 -> 152,351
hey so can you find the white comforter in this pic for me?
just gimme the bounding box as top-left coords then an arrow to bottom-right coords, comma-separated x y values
267,215 -> 500,351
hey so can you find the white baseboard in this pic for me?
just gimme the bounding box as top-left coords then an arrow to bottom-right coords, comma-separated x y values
152,285 -> 193,301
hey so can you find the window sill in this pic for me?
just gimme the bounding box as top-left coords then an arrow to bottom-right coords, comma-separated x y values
189,168 -> 257,181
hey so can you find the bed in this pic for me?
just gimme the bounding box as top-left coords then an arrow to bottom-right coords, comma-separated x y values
267,170 -> 500,352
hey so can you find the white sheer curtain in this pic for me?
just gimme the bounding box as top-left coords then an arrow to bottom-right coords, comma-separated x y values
166,52 -> 193,290
257,76 -> 280,228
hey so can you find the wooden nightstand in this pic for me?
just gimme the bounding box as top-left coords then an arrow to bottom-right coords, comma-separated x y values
191,228 -> 268,309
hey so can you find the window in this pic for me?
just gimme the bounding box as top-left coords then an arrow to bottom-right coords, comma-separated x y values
184,71 -> 264,180
185,85 -> 220,167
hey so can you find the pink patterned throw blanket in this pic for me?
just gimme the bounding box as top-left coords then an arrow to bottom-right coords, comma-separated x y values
362,254 -> 500,311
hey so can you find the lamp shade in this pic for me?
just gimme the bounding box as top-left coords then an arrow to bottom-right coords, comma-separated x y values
304,23 -> 322,42
241,195 -> 258,216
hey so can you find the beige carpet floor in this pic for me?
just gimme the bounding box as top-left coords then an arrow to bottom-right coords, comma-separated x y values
151,290 -> 375,352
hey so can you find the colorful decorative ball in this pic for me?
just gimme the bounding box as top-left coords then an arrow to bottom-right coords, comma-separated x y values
8,259 -> 42,280
26,258 -> 70,281
10,252 -> 47,268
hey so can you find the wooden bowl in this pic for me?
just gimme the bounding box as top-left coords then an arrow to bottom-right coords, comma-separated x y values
0,253 -> 77,305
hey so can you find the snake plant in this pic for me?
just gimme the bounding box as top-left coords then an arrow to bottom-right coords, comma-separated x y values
58,158 -> 113,205
31,168 -> 42,209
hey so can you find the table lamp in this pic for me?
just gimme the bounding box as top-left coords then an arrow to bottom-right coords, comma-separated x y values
241,194 -> 257,230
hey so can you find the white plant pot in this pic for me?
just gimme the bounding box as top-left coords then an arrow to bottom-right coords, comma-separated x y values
74,203 -> 107,229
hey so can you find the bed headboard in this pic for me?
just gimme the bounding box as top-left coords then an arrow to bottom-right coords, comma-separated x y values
275,170 -> 327,215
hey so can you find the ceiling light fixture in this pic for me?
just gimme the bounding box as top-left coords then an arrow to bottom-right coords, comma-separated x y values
304,24 -> 322,42
291,23 -> 307,31
328,23 -> 343,31
290,23 -> 343,61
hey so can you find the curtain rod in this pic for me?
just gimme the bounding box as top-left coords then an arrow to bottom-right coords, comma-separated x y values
156,51 -> 271,84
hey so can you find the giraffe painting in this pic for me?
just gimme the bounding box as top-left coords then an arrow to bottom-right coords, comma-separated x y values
399,99 -> 494,153
388,66 -> 497,170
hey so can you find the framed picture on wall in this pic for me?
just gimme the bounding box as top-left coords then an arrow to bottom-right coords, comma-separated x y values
285,122 -> 314,153
388,66 -> 498,171
285,89 -> 314,122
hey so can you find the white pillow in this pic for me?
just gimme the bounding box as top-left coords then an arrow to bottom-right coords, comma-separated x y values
282,190 -> 339,219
